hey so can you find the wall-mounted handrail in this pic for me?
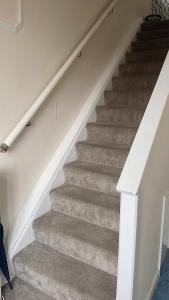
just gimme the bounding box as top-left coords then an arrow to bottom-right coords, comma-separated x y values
0,0 -> 118,153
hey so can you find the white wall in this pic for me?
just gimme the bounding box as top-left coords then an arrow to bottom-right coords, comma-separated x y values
0,0 -> 150,239
133,97 -> 169,299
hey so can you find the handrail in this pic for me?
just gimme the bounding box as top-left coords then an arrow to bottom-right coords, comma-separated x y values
117,51 -> 169,195
0,0 -> 118,153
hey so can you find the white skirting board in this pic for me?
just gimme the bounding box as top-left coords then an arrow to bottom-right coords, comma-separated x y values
7,17 -> 142,278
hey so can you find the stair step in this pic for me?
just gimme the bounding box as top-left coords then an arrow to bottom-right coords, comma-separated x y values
76,141 -> 129,168
141,20 -> 169,31
33,211 -> 118,276
119,61 -> 162,76
14,242 -> 117,300
104,90 -> 151,107
51,184 -> 120,231
112,75 -> 156,92
87,122 -> 137,145
96,105 -> 144,126
64,161 -> 121,194
2,278 -> 53,300
132,38 -> 169,51
137,28 -> 169,41
126,48 -> 168,62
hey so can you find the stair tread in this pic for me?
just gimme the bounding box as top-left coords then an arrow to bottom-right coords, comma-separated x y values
64,160 -> 122,177
105,90 -> 151,99
14,242 -> 116,300
138,28 -> 169,40
112,75 -> 157,91
87,122 -> 138,129
51,184 -> 120,231
133,37 -> 169,51
51,184 -> 120,209
2,279 -> 54,300
127,48 -> 168,55
77,140 -> 131,150
97,105 -> 145,112
33,211 -> 118,275
120,60 -> 163,67
141,20 -> 169,31
113,74 -> 157,79
126,48 -> 168,62
119,61 -> 163,74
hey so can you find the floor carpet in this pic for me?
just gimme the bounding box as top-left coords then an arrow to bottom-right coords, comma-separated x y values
153,250 -> 169,300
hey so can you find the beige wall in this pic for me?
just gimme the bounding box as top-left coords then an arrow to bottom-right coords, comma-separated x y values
0,0 -> 150,236
0,0 -> 18,24
133,96 -> 169,300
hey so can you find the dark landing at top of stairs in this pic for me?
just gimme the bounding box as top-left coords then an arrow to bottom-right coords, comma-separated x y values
3,19 -> 169,300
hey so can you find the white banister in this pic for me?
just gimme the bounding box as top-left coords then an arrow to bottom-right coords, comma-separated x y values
117,50 -> 169,195
0,0 -> 118,153
116,51 -> 169,300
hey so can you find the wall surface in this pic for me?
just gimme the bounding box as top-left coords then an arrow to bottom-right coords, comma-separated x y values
133,96 -> 169,299
0,0 -> 18,24
0,0 -> 150,239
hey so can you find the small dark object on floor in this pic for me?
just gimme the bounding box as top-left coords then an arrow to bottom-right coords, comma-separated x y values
0,223 -> 12,290
153,250 -> 169,299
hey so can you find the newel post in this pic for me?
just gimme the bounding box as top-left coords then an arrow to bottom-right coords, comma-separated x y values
116,193 -> 139,300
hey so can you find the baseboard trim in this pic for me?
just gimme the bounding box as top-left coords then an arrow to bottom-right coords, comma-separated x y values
8,17 -> 142,277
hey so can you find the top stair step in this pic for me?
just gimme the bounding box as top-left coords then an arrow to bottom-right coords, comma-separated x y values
141,20 -> 169,31
138,28 -> 169,41
126,48 -> 168,63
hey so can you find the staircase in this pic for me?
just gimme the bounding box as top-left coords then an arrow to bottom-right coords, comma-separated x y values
3,20 -> 169,300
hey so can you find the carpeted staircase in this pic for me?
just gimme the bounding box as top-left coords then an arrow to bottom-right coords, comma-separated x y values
3,20 -> 169,300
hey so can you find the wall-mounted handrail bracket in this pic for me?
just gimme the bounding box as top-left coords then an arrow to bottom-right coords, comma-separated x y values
0,143 -> 9,153
109,8 -> 114,15
77,51 -> 82,58
25,121 -> 31,128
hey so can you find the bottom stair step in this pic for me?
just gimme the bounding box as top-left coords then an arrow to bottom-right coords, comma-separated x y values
33,211 -> 118,275
14,242 -> 117,300
2,278 -> 53,300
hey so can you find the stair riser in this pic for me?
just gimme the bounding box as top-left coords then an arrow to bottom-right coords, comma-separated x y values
105,92 -> 150,108
141,20 -> 169,31
14,261 -> 81,300
137,30 -> 169,41
87,124 -> 137,145
119,63 -> 162,76
51,194 -> 120,231
76,143 -> 128,168
64,166 -> 119,194
96,107 -> 143,125
126,50 -> 167,63
33,222 -> 118,276
112,77 -> 156,92
132,39 -> 169,51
